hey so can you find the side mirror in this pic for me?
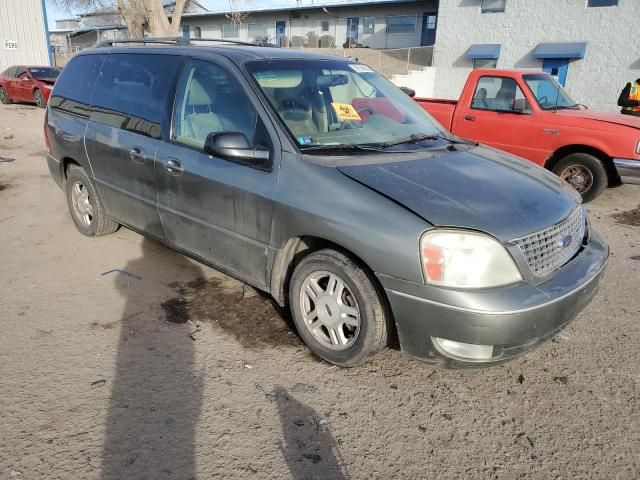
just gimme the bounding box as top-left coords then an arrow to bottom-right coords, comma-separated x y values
204,132 -> 270,165
399,86 -> 416,98
512,98 -> 528,113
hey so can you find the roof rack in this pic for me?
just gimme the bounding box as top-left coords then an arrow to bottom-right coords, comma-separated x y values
96,36 -> 262,48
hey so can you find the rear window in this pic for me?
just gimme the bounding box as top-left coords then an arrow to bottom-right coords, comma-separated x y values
50,54 -> 104,117
29,67 -> 60,79
90,53 -> 182,139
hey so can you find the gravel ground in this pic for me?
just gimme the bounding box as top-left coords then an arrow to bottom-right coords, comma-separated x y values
0,104 -> 639,479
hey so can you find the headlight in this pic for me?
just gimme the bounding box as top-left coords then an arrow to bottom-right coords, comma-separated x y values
636,139 -> 640,155
420,229 -> 522,289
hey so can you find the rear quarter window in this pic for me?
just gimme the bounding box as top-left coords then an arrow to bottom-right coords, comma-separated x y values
89,53 -> 182,139
50,54 -> 104,117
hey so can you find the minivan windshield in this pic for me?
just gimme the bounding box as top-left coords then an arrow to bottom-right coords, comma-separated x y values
245,59 -> 444,151
523,74 -> 579,110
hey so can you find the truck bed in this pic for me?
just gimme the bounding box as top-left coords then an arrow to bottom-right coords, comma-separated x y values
414,98 -> 457,130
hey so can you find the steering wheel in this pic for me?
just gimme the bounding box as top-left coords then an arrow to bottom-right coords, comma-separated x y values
356,105 -> 374,116
339,120 -> 361,130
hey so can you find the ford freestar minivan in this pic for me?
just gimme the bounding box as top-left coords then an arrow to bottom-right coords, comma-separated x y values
45,38 -> 608,367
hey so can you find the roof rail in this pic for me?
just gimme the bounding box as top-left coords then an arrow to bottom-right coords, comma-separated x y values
96,36 -> 264,48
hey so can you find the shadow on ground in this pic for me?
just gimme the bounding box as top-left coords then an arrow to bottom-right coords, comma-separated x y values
274,385 -> 349,480
101,238 -> 203,480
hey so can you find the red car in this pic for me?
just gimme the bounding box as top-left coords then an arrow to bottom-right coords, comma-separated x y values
0,65 -> 61,108
414,69 -> 640,202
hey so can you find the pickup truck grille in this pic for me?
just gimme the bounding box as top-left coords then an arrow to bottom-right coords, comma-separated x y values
513,206 -> 586,278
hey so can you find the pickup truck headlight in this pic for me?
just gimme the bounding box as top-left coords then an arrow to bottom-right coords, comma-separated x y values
636,139 -> 640,155
420,229 -> 522,289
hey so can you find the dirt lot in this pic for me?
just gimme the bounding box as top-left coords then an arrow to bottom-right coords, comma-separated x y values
0,104 -> 639,479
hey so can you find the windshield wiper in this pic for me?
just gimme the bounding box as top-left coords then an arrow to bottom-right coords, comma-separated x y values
381,133 -> 478,148
299,143 -> 390,154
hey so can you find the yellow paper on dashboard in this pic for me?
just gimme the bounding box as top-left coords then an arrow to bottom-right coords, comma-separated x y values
331,103 -> 362,122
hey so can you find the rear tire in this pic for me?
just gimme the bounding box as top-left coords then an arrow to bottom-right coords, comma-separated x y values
289,249 -> 389,367
552,152 -> 607,203
34,89 -> 45,108
65,165 -> 118,237
0,86 -> 10,104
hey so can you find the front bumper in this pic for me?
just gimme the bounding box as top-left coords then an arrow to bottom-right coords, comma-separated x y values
614,158 -> 640,185
378,228 -> 609,366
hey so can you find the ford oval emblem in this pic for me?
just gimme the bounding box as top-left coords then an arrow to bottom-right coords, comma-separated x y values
557,235 -> 572,249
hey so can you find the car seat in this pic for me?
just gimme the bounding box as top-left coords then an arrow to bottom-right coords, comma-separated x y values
274,87 -> 318,137
182,76 -> 233,146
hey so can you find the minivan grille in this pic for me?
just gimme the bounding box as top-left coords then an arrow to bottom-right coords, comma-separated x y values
513,206 -> 586,278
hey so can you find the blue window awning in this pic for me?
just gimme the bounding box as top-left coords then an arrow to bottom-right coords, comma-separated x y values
466,44 -> 501,60
534,42 -> 587,59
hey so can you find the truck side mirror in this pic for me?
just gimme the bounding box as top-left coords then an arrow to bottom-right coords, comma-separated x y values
399,86 -> 416,98
512,98 -> 528,113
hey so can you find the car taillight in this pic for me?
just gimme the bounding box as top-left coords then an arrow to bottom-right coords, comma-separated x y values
44,124 -> 50,152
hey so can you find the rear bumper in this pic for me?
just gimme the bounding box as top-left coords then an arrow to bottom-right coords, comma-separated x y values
614,158 -> 640,185
47,153 -> 64,189
378,228 -> 609,367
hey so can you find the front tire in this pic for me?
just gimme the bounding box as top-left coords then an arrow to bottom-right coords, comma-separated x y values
65,165 -> 118,237
289,249 -> 390,367
552,152 -> 607,203
34,89 -> 45,108
0,86 -> 10,104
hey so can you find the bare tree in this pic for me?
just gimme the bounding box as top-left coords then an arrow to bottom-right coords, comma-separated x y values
52,0 -> 191,37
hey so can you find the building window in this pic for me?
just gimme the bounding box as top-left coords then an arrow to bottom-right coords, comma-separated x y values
248,23 -> 269,38
222,23 -> 239,38
363,17 -> 375,34
587,0 -> 618,6
481,0 -> 506,13
193,26 -> 202,38
386,16 -> 417,34
473,58 -> 498,69
321,20 -> 330,32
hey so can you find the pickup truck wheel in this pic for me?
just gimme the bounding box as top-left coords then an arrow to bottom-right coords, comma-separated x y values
289,249 -> 389,367
0,87 -> 10,104
65,165 -> 118,237
33,89 -> 45,108
553,153 -> 607,203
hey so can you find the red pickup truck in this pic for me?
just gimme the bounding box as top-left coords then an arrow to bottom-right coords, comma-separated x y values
415,69 -> 640,202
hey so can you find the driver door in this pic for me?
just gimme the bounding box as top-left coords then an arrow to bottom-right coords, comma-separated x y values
453,75 -> 543,163
155,58 -> 280,288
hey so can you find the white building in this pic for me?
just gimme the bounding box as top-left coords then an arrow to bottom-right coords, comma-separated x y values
433,0 -> 640,112
180,0 -> 439,50
0,0 -> 51,69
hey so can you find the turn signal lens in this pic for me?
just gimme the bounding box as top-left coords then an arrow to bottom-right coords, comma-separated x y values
420,229 -> 522,289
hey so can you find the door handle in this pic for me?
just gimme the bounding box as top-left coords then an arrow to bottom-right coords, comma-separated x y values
164,158 -> 183,176
129,147 -> 146,164
463,115 -> 476,121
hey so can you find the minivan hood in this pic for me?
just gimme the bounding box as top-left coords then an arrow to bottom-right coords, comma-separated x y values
337,146 -> 578,241
551,109 -> 640,130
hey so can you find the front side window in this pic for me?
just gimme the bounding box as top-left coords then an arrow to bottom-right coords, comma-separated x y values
481,0 -> 506,13
471,76 -> 530,112
172,60 -> 265,151
90,54 -> 182,138
386,16 -> 417,34
28,67 -> 61,79
523,74 -> 578,110
245,59 -> 443,149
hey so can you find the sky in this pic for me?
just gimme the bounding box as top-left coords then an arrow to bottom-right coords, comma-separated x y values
45,0 -> 301,29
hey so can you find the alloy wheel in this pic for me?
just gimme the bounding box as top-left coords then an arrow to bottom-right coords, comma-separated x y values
70,181 -> 94,227
299,270 -> 361,351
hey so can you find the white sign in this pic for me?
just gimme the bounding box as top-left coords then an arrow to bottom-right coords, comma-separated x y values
4,40 -> 18,50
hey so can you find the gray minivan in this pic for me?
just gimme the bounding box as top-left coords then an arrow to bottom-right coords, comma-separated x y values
45,38 -> 608,367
